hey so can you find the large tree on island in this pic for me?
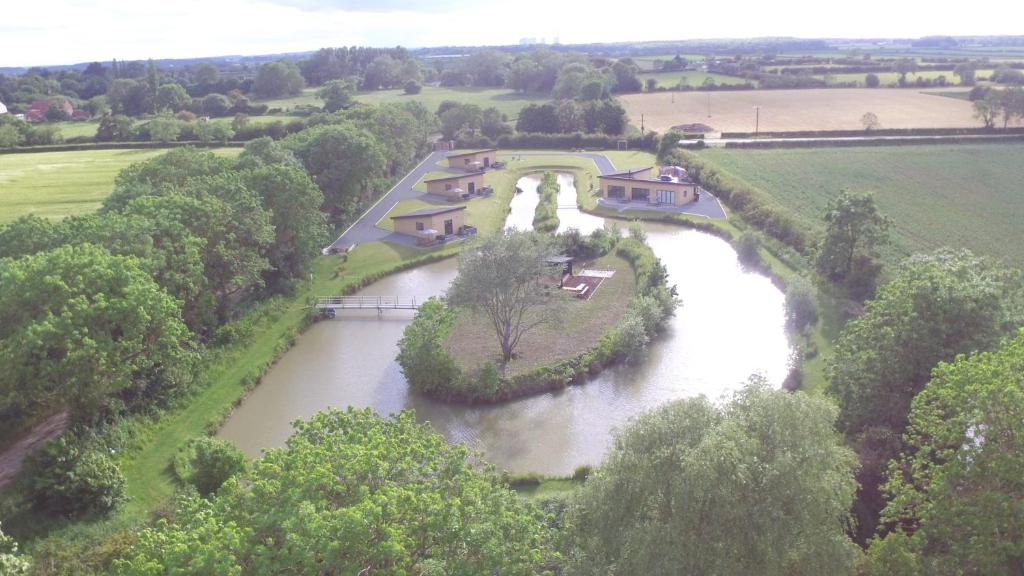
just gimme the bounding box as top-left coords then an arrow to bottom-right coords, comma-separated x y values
114,408 -> 557,575
564,381 -> 860,576
447,229 -> 563,365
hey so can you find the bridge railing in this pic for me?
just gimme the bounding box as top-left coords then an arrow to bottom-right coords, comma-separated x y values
315,296 -> 420,309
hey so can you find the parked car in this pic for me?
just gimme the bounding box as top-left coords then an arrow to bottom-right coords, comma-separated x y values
491,161 -> 505,169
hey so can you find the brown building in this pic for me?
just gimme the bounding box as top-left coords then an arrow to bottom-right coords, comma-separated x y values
446,149 -> 497,171
598,167 -> 699,206
424,171 -> 486,201
391,205 -> 467,244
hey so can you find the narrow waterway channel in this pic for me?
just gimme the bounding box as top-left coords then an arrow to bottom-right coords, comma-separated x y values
218,173 -> 791,475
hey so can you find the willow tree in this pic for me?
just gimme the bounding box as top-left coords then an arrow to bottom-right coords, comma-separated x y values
447,229 -> 563,365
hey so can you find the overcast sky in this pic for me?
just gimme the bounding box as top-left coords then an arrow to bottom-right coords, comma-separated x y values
2,0 -> 1022,67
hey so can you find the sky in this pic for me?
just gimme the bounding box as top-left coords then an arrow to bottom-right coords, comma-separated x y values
2,0 -> 1023,67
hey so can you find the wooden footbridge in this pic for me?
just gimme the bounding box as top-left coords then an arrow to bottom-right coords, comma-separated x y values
315,296 -> 421,318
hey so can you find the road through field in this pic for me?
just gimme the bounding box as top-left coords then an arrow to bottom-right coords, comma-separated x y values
621,88 -> 987,133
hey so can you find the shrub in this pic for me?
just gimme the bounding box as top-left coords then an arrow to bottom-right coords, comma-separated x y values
397,298 -> 461,395
572,465 -> 592,481
0,522 -> 30,575
25,435 -> 126,518
175,437 -> 248,497
613,308 -> 650,363
476,362 -> 501,397
736,230 -> 763,267
785,276 -> 819,331
404,80 -> 423,95
533,172 -> 560,233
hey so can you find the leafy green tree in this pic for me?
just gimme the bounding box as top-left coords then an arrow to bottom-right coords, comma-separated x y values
252,60 -> 305,98
285,123 -> 386,218
104,147 -> 234,211
0,523 -> 30,575
242,164 -> 327,280
565,381 -> 859,576
610,59 -> 642,92
785,275 -> 818,331
315,78 -> 355,112
0,245 -> 193,420
155,83 -> 189,112
871,331 -> 1024,575
361,54 -> 402,89
865,73 -> 881,87
439,102 -> 483,139
115,408 -> 557,575
24,435 -> 126,518
107,78 -> 150,116
953,62 -> 976,86
828,249 -> 1022,544
893,58 -> 918,86
95,114 -> 134,142
146,113 -> 182,142
193,62 -> 219,88
0,214 -> 60,258
516,103 -> 560,134
236,136 -> 301,170
201,93 -> 231,117
973,92 -> 999,128
448,229 -> 564,364
815,191 -> 890,297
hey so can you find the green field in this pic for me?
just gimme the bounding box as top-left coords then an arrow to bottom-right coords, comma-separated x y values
253,87 -> 322,110
355,86 -> 551,119
816,69 -> 995,87
700,143 -> 1024,267
0,148 -> 240,223
638,71 -> 753,89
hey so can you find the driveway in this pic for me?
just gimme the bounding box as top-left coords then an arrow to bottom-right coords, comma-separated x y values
328,150 -> 449,251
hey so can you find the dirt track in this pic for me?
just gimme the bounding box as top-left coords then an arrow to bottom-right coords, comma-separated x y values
0,411 -> 69,488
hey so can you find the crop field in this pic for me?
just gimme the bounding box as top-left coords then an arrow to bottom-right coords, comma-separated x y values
620,88 -> 984,133
700,143 -> 1024,267
0,147 -> 240,223
816,69 -> 995,87
638,71 -> 753,89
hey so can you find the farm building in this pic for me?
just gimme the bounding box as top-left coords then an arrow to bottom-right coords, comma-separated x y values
598,167 -> 699,207
0,101 -> 7,115
446,149 -> 497,171
25,99 -> 73,121
391,205 -> 468,245
424,171 -> 486,201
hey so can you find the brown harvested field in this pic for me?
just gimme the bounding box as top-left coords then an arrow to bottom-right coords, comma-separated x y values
620,88 -> 985,133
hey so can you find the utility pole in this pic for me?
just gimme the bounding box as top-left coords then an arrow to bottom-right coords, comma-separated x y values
754,105 -> 760,135
641,114 -> 645,135
707,93 -> 711,118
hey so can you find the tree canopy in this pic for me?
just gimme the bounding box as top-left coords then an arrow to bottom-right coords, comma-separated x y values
565,381 -> 860,576
114,409 -> 558,575
0,244 -> 192,420
815,191 -> 890,298
868,330 -> 1024,575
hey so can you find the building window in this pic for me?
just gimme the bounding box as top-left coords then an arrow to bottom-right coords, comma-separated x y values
656,189 -> 675,204
445,183 -> 453,191
631,187 -> 650,201
607,185 -> 626,198
415,222 -> 425,231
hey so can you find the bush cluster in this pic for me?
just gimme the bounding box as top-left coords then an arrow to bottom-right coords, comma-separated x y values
24,435 -> 126,518
455,131 -> 658,152
533,172 -> 560,233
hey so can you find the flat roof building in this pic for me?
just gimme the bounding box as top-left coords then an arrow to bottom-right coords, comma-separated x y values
446,149 -> 497,172
598,167 -> 699,207
391,205 -> 468,245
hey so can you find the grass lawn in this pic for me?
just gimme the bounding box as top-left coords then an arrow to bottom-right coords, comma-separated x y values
252,88 -> 322,110
638,71 -> 754,89
700,143 -> 1024,268
0,148 -> 239,224
51,120 -> 100,139
355,86 -> 551,120
446,253 -> 636,376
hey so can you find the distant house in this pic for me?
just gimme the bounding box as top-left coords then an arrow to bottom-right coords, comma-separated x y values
391,205 -> 467,245
446,149 -> 497,172
25,99 -> 73,122
671,123 -> 714,134
0,101 -> 7,115
598,166 -> 699,207
423,171 -> 486,201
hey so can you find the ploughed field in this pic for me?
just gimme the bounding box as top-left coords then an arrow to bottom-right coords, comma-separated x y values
620,88 -> 984,133
700,143 -> 1024,267
0,148 -> 241,223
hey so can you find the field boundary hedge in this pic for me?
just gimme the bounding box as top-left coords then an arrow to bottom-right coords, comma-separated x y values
722,134 -> 1024,149
721,126 -> 1024,138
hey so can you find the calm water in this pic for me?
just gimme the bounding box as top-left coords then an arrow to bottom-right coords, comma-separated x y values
218,174 -> 791,475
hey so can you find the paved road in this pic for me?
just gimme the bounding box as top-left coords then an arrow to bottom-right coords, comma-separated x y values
512,151 -> 618,175
328,150 -> 450,251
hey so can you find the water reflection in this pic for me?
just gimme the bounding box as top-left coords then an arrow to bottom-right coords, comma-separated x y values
218,175 -> 791,475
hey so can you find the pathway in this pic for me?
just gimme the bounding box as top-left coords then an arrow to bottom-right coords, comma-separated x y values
0,411 -> 69,488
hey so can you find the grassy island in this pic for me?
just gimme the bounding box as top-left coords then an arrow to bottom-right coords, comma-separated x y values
397,228 -> 676,403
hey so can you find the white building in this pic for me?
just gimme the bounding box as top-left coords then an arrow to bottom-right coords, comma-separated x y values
0,101 -> 7,115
